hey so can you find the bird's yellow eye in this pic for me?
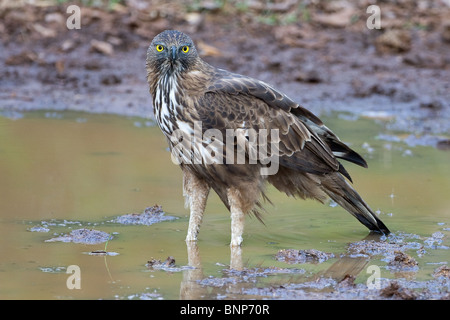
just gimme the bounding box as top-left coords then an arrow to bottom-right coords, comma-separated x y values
156,45 -> 164,52
182,46 -> 190,53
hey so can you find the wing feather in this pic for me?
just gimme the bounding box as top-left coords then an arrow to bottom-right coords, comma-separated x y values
201,69 -> 365,179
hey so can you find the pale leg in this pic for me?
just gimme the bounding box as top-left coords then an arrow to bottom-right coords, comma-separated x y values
227,188 -> 245,247
183,170 -> 210,242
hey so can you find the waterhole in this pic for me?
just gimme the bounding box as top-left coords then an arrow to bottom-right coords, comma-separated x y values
0,111 -> 448,299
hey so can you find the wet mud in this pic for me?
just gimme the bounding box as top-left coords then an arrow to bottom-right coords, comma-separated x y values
276,248 -> 335,264
28,205 -> 176,244
45,228 -> 113,244
112,205 -> 178,225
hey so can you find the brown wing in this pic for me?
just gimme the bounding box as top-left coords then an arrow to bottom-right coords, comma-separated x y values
199,69 -> 365,179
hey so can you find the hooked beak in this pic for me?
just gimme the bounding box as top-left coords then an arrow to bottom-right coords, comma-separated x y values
169,46 -> 177,62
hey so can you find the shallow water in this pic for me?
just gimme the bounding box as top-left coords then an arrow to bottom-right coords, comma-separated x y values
0,111 -> 449,299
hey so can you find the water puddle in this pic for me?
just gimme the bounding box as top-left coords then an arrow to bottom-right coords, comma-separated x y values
0,111 -> 449,299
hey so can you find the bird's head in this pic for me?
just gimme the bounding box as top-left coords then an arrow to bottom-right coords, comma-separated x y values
146,30 -> 199,76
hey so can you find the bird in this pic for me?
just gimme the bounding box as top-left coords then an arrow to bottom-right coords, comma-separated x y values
145,30 -> 390,247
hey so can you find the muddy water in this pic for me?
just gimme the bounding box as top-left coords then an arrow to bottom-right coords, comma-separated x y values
0,111 -> 449,299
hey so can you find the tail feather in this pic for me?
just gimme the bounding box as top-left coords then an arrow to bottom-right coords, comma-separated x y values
322,174 -> 390,235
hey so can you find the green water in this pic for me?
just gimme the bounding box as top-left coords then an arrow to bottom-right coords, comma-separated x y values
0,111 -> 449,299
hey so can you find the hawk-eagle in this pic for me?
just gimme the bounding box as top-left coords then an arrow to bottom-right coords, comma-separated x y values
146,30 -> 390,246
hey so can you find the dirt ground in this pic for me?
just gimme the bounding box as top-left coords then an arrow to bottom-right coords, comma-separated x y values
1,0 -> 449,142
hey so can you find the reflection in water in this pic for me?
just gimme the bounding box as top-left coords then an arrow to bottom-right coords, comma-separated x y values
180,242 -> 204,300
320,255 -> 368,282
317,234 -> 383,282
180,234 -> 380,299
